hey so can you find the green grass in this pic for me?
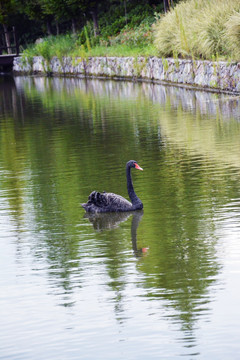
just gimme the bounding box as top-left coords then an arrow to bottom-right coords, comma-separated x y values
87,44 -> 158,57
22,22 -> 157,61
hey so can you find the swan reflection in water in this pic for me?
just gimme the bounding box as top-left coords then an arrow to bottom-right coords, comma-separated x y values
84,210 -> 147,256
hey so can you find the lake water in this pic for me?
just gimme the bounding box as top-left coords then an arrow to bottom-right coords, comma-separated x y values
1,75 -> 240,359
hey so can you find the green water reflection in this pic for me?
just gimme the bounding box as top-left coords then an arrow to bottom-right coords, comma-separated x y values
1,75 -> 240,359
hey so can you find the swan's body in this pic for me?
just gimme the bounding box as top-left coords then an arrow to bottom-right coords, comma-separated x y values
82,160 -> 143,213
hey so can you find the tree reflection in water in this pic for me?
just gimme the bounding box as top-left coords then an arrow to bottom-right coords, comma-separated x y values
1,75 -> 239,359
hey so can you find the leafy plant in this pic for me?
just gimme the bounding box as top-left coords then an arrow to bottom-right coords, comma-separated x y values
108,22 -> 154,48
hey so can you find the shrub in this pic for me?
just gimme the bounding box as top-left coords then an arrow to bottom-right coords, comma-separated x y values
108,23 -> 154,48
99,3 -> 161,39
154,0 -> 240,60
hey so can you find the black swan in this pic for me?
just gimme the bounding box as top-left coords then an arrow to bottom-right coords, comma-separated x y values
82,160 -> 143,213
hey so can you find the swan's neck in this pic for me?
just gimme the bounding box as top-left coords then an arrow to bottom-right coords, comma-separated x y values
126,166 -> 142,205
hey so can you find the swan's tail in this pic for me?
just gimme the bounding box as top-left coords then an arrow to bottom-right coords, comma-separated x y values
88,191 -> 107,205
81,191 -> 107,212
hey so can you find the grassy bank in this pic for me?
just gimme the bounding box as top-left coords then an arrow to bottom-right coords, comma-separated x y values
22,22 -> 157,62
22,0 -> 240,63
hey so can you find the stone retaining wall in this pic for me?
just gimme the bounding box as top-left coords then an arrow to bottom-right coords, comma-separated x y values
13,56 -> 240,94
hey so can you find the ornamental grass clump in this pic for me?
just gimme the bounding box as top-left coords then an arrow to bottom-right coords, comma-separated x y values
191,0 -> 240,59
225,12 -> 240,60
154,0 -> 240,60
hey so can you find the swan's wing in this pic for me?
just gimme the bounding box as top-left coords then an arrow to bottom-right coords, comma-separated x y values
82,191 -> 132,212
103,192 -> 132,209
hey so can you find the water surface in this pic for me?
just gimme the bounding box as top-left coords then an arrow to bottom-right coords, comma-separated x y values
1,75 -> 240,359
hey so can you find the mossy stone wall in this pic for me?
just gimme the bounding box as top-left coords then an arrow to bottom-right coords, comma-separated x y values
13,56 -> 240,94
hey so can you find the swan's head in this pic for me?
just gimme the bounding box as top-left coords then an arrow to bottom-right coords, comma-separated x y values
127,160 -> 143,171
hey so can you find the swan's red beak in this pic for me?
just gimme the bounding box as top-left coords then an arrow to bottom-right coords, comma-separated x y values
134,163 -> 143,171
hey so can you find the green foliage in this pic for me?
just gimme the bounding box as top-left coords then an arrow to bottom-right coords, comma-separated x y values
99,3 -> 161,39
84,25 -> 91,51
23,17 -> 157,60
22,35 -> 78,72
154,0 -> 240,60
107,23 -> 154,47
16,0 -> 162,59
21,46 -> 34,67
35,39 -> 54,61
77,22 -> 96,48
72,44 -> 88,61
21,0 -> 240,61
0,0 -> 17,24
53,34 -> 75,58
